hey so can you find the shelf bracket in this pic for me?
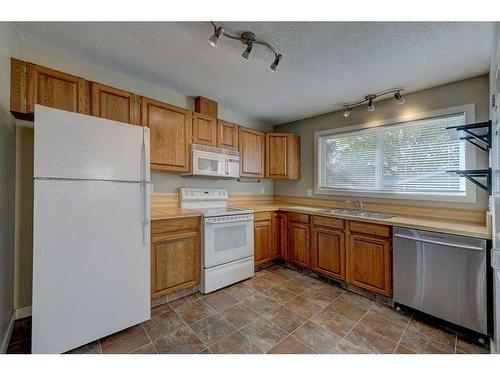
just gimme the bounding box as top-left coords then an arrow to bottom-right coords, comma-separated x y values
447,168 -> 491,195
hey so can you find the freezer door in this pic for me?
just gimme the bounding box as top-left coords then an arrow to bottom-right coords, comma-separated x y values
32,179 -> 150,353
34,105 -> 150,182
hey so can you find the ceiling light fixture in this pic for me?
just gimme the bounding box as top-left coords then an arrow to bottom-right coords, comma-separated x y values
241,42 -> 254,61
341,88 -> 405,115
208,25 -> 224,48
208,22 -> 283,72
394,91 -> 405,105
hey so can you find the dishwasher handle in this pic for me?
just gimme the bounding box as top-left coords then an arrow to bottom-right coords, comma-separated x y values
394,233 -> 484,251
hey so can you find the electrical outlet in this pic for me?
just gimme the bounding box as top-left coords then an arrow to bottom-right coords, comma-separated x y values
307,189 -> 312,197
260,187 -> 265,195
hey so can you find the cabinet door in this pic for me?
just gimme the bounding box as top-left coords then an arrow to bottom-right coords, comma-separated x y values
288,222 -> 310,268
142,97 -> 192,172
91,82 -> 140,125
217,120 -> 239,150
151,231 -> 200,298
311,227 -> 346,281
192,112 -> 217,146
272,212 -> 288,260
265,133 -> 300,180
27,64 -> 90,115
347,233 -> 392,297
239,127 -> 265,178
254,219 -> 273,266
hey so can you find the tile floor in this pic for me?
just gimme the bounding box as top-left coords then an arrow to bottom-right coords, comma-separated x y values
7,265 -> 491,354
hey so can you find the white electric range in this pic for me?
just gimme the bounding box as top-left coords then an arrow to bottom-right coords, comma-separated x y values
179,188 -> 254,293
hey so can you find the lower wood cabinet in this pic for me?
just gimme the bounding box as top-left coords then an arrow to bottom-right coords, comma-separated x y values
311,226 -> 346,281
254,212 -> 273,266
288,218 -> 310,268
347,233 -> 392,297
151,217 -> 201,298
272,212 -> 288,260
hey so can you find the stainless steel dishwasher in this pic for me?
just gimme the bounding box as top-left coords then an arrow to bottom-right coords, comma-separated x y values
393,227 -> 487,334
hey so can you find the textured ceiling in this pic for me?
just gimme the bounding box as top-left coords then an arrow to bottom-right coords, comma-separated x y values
14,22 -> 495,125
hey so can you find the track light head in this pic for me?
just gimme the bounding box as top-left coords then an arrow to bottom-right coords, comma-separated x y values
394,91 -> 405,105
241,43 -> 254,61
367,99 -> 375,112
270,54 -> 282,72
209,26 -> 224,48
343,107 -> 352,117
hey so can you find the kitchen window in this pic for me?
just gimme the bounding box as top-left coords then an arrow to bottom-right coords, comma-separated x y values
315,105 -> 476,202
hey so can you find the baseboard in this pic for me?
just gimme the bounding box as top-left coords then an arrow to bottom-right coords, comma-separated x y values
0,311 -> 15,353
15,306 -> 32,320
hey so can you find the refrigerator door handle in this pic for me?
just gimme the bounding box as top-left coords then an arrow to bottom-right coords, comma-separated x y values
141,127 -> 150,245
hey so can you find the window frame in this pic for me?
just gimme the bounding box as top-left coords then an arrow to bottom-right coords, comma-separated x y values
314,104 -> 477,203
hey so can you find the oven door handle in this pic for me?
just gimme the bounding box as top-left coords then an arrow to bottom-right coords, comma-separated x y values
205,218 -> 254,224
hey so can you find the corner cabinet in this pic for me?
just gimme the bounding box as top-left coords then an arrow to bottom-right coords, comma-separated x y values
239,127 -> 265,178
141,97 -> 193,172
287,213 -> 310,268
254,212 -> 274,266
272,212 -> 288,261
346,222 -> 392,297
91,82 -> 140,125
265,133 -> 300,180
151,217 -> 201,298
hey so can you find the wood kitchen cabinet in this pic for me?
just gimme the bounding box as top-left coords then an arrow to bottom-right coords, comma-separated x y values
11,58 -> 90,118
239,127 -> 265,178
91,82 -> 140,125
217,119 -> 239,150
141,97 -> 192,172
151,217 -> 201,298
311,216 -> 346,281
272,212 -> 288,261
287,213 -> 310,268
192,112 -> 217,146
254,212 -> 273,266
347,222 -> 392,297
265,133 -> 300,180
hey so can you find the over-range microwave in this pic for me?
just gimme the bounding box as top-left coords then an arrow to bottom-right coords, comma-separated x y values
182,144 -> 240,178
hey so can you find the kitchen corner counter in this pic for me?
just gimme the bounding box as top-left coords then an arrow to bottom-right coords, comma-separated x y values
151,207 -> 202,221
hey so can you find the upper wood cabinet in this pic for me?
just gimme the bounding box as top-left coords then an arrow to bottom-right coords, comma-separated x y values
347,230 -> 392,297
217,120 -> 239,150
192,112 -> 217,146
91,82 -> 140,125
194,96 -> 218,118
142,97 -> 192,172
11,59 -> 90,118
254,212 -> 273,266
151,217 -> 201,298
239,127 -> 265,178
265,133 -> 300,180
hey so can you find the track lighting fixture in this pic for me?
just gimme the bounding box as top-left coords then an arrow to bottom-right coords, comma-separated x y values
341,88 -> 405,116
208,25 -> 224,48
208,22 -> 283,72
394,91 -> 405,105
241,43 -> 254,61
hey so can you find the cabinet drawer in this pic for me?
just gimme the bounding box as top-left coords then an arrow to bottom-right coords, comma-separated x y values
349,221 -> 390,238
313,216 -> 344,230
152,217 -> 200,237
288,212 -> 310,224
254,211 -> 273,221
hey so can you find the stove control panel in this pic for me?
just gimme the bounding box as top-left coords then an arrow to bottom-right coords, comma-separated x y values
179,188 -> 228,202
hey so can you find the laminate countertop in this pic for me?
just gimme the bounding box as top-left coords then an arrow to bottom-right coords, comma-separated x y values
151,204 -> 491,240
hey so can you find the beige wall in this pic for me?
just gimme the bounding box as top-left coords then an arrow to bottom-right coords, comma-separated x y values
274,75 -> 490,211
0,23 -> 17,351
11,37 -> 274,309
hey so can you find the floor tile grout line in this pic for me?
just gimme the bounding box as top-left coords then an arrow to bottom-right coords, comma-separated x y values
454,333 -> 458,354
140,321 -> 158,354
392,313 -> 412,354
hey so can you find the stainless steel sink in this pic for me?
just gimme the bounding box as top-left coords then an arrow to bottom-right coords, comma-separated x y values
325,209 -> 394,220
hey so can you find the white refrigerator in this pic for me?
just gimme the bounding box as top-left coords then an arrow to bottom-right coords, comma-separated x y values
32,105 -> 151,354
